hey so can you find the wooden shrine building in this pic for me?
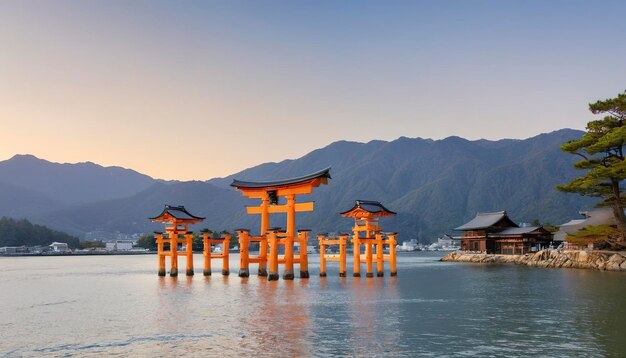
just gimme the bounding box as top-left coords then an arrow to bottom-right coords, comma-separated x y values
231,167 -> 331,280
150,205 -> 204,277
455,211 -> 553,254
338,200 -> 398,277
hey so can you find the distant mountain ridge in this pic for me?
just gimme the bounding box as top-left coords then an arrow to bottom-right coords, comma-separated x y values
0,154 -> 155,205
0,129 -> 596,241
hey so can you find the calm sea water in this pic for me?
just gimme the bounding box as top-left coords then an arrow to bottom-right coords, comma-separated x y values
1,252 -> 625,357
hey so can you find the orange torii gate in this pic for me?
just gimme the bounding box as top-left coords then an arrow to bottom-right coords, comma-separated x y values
201,230 -> 231,276
341,200 -> 398,277
150,205 -> 204,277
317,233 -> 349,277
231,168 -> 331,281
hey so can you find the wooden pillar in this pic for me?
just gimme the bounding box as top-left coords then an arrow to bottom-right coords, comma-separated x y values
259,196 -> 269,276
185,232 -> 194,276
339,234 -> 347,277
169,228 -> 178,277
389,234 -> 397,276
365,241 -> 373,278
352,229 -> 361,277
202,232 -> 211,276
238,229 -> 250,277
222,234 -> 231,275
283,194 -> 296,280
268,231 -> 279,281
298,230 -> 309,278
318,234 -> 327,277
375,233 -> 384,277
156,232 -> 165,276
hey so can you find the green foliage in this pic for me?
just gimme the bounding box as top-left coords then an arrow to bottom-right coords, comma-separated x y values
80,240 -> 105,249
566,225 -> 621,245
568,224 -> 620,238
0,217 -> 80,248
135,233 -> 157,250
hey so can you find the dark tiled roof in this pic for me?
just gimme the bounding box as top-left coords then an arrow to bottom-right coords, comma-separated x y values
489,226 -> 545,236
230,167 -> 331,189
340,200 -> 397,216
149,205 -> 205,221
454,211 -> 518,230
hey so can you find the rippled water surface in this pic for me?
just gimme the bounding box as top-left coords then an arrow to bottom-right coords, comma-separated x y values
1,253 -> 625,357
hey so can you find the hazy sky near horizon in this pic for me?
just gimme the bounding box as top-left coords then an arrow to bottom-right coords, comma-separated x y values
1,1 -> 625,180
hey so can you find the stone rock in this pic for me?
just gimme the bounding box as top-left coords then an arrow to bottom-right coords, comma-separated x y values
606,262 -> 621,271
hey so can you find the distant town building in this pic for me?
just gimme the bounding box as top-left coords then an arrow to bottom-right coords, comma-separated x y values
49,242 -> 69,252
85,229 -> 115,242
115,240 -> 134,251
105,240 -> 135,251
0,246 -> 28,254
455,211 -> 552,254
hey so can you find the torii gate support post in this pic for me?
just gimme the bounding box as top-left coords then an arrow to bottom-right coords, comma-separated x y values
203,234 -> 212,276
268,231 -> 279,281
388,233 -> 398,276
298,230 -> 309,278
238,229 -> 250,277
185,232 -> 194,276
169,230 -> 179,277
318,234 -> 327,277
155,232 -> 166,276
352,233 -> 361,277
365,240 -> 374,278
339,234 -> 348,277
375,233 -> 384,277
222,234 -> 231,275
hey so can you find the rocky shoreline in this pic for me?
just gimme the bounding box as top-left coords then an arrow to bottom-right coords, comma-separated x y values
440,249 -> 626,272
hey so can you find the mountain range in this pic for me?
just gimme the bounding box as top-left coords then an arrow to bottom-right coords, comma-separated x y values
0,129 -> 596,242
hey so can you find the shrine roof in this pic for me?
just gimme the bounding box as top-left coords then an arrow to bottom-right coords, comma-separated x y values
454,211 -> 518,231
149,205 -> 205,221
230,167 -> 331,189
489,226 -> 547,236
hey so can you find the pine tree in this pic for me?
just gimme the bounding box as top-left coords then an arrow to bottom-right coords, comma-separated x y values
557,91 -> 626,241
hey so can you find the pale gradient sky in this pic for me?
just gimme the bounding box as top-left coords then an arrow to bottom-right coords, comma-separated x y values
1,1 -> 625,180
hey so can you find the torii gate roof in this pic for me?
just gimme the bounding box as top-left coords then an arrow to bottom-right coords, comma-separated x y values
230,167 -> 331,190
149,205 -> 205,223
340,200 -> 396,218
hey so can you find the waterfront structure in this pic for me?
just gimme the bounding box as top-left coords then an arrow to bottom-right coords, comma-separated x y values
202,230 -> 231,276
455,211 -> 552,254
231,168 -> 331,280
340,200 -> 398,277
49,242 -> 69,252
150,205 -> 204,277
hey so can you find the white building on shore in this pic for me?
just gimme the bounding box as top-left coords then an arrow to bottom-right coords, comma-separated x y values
49,242 -> 69,252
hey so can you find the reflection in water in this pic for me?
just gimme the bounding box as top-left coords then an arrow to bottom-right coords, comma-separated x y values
0,253 -> 625,356
238,279 -> 312,356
